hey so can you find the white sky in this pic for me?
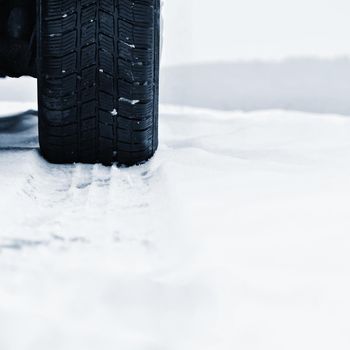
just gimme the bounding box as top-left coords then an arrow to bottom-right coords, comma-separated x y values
162,0 -> 350,66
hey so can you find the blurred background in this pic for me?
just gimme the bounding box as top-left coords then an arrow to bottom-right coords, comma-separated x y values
161,0 -> 350,114
163,0 -> 350,66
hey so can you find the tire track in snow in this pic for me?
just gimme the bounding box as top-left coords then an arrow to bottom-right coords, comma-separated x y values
0,150 -> 166,251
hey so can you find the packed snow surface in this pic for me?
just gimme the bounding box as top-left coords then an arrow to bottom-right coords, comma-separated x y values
1,102 -> 350,349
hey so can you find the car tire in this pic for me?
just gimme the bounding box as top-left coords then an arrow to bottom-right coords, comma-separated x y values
37,0 -> 160,165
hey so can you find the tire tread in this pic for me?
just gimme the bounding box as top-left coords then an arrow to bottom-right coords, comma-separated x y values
38,0 -> 160,165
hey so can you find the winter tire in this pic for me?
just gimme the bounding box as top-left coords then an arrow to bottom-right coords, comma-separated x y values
37,0 -> 160,165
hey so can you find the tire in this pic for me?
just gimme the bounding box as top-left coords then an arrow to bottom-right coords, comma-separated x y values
37,0 -> 160,165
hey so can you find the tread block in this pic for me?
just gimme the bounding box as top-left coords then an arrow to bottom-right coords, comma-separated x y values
119,20 -> 154,48
43,13 -> 77,33
118,79 -> 153,101
81,5 -> 97,24
120,2 -> 155,25
81,21 -> 97,46
118,58 -> 153,82
43,0 -> 76,17
81,43 -> 96,67
43,52 -> 77,77
43,30 -> 77,56
99,10 -> 114,36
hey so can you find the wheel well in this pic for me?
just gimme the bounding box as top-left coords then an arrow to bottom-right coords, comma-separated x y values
0,0 -> 36,77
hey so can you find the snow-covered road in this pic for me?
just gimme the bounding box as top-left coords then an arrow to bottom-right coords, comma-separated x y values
1,100 -> 350,349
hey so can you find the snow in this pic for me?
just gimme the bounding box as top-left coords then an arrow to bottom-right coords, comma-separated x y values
0,101 -> 36,118
1,80 -> 350,348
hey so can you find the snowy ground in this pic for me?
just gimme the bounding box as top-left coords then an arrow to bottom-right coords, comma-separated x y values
1,79 -> 350,349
